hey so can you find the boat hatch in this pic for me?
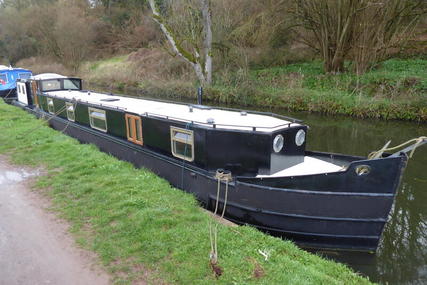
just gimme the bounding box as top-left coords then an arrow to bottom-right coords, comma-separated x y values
101,98 -> 120,102
170,126 -> 194,162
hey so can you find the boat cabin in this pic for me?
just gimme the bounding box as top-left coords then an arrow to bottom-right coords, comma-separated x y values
0,65 -> 32,97
25,75 -> 308,176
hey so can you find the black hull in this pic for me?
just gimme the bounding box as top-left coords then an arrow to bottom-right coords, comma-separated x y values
23,106 -> 408,252
0,89 -> 16,103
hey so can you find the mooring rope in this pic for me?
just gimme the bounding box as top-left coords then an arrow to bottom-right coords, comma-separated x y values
59,100 -> 78,133
369,136 -> 427,159
180,122 -> 193,189
15,103 -> 68,139
2,88 -> 14,99
209,169 -> 232,266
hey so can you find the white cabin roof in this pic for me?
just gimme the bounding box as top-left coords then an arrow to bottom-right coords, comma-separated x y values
32,73 -> 66,80
0,65 -> 10,70
46,89 -> 300,132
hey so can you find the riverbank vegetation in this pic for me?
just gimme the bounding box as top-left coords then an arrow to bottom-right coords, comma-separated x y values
0,101 -> 371,284
1,0 -> 426,121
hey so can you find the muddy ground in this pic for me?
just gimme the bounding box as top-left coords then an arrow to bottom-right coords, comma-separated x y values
0,157 -> 111,285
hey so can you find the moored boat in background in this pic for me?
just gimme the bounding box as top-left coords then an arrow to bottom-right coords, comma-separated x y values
10,73 -> 427,252
0,65 -> 32,101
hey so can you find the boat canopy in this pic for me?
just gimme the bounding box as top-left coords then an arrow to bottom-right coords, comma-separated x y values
0,67 -> 32,91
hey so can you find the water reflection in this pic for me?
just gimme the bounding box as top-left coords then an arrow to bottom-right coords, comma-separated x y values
89,84 -> 427,284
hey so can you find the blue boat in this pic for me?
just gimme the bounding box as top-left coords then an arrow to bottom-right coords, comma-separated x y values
0,65 -> 32,99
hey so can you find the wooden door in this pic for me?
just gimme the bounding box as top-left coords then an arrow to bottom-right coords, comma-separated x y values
125,114 -> 143,145
31,80 -> 39,107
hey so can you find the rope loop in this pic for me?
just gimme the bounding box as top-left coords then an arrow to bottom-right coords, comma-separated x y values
214,168 -> 232,182
369,136 -> 427,160
209,168 -> 232,266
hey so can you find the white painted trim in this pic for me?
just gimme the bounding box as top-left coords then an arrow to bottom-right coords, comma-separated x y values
170,126 -> 194,162
88,107 -> 108,132
17,82 -> 28,105
47,98 -> 55,114
66,102 -> 75,122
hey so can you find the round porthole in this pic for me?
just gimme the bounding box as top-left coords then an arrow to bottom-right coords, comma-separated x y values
355,165 -> 371,176
295,129 -> 306,146
273,134 -> 284,153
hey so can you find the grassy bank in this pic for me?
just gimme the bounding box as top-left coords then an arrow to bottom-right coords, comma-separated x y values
140,59 -> 426,121
0,101 -> 370,284
83,56 -> 426,122
19,53 -> 427,121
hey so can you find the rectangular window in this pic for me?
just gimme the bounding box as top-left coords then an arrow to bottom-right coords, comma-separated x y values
47,98 -> 55,114
41,79 -> 61,91
125,114 -> 143,145
66,102 -> 75,122
18,73 -> 31,80
170,126 -> 194,161
89,107 -> 107,132
0,74 -> 8,84
63,79 -> 81,90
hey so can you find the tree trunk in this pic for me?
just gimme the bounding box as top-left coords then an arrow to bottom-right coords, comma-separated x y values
148,0 -> 213,86
201,0 -> 212,85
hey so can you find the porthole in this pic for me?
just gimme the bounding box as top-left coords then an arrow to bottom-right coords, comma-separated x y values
273,134 -> 284,153
295,129 -> 306,146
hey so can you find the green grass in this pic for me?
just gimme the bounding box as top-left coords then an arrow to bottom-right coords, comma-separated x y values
0,101 -> 371,284
100,57 -> 426,121
89,55 -> 129,71
198,59 -> 427,121
252,59 -> 427,95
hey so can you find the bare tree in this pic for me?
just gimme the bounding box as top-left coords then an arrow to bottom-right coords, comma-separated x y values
27,0 -> 96,73
294,0 -> 426,74
148,0 -> 212,86
351,0 -> 425,74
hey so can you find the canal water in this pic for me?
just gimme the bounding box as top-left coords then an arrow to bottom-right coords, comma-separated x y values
89,84 -> 427,284
287,112 -> 427,285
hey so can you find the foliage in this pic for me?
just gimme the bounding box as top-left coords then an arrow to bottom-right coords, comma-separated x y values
0,101 -> 371,284
293,0 -> 427,74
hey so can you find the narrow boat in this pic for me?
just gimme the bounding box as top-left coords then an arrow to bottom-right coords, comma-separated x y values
12,74 -> 426,252
0,65 -> 32,101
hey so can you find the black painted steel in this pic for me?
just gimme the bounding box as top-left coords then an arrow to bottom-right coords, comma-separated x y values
18,105 -> 407,252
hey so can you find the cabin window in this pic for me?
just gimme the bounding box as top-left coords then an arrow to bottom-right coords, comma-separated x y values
47,98 -> 55,114
89,107 -> 107,132
66,102 -> 75,122
41,79 -> 61,91
0,74 -> 8,84
125,114 -> 143,145
63,79 -> 81,90
170,126 -> 194,162
19,73 -> 31,80
20,84 -> 26,95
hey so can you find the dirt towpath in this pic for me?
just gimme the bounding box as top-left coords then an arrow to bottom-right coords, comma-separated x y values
0,157 -> 111,285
